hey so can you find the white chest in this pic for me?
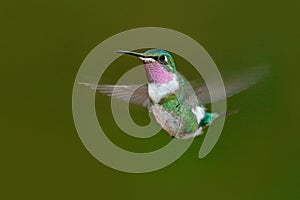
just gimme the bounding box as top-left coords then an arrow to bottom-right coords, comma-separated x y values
148,76 -> 179,104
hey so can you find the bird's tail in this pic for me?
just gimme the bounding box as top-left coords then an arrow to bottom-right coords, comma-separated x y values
201,110 -> 238,129
210,110 -> 239,123
218,110 -> 239,117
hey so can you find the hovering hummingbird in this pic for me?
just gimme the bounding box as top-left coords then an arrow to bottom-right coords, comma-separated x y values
80,49 -> 267,139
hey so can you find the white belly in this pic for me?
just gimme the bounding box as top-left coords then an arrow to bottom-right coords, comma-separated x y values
151,104 -> 181,136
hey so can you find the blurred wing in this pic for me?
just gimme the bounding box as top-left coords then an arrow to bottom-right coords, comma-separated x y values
195,66 -> 270,105
79,82 -> 150,108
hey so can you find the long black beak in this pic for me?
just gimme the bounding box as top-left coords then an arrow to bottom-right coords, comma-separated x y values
116,50 -> 145,58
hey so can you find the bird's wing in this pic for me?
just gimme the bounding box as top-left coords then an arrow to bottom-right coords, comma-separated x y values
79,82 -> 150,108
195,66 -> 269,105
79,66 -> 269,107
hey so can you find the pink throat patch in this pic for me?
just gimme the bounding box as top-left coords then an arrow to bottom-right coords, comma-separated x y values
144,62 -> 173,84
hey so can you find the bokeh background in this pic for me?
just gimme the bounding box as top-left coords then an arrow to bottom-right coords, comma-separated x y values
1,0 -> 299,199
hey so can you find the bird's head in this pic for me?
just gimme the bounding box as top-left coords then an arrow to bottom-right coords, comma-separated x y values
117,49 -> 176,84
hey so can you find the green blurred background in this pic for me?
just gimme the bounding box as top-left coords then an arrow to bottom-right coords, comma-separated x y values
1,0 -> 299,199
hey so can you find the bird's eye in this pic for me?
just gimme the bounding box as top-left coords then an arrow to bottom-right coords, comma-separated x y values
158,55 -> 167,63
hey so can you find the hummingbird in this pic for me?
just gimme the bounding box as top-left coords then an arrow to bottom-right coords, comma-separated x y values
80,49 -> 268,139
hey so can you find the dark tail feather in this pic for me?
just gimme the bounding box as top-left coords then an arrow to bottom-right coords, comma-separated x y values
218,110 -> 239,117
